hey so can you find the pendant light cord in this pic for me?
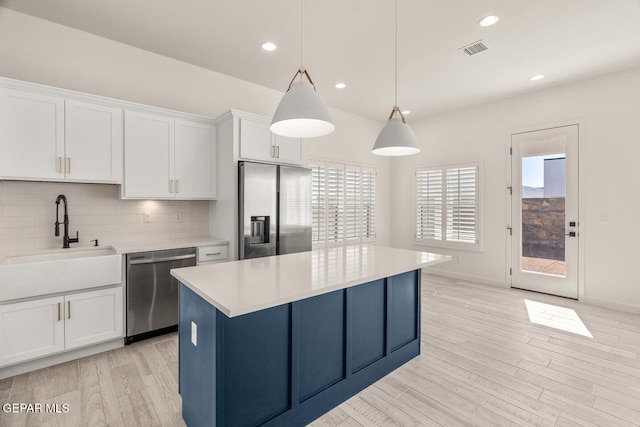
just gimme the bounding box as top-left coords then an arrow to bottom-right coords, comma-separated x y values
394,0 -> 398,108
300,0 -> 304,72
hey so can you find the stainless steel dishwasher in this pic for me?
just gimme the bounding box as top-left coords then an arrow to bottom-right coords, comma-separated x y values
125,247 -> 196,344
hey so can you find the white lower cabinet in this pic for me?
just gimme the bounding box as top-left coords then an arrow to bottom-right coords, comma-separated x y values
65,287 -> 124,350
0,296 -> 65,367
0,286 -> 124,367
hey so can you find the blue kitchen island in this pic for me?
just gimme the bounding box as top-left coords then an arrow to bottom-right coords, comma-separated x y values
171,245 -> 449,427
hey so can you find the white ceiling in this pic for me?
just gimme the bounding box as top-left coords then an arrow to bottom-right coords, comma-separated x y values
3,0 -> 640,122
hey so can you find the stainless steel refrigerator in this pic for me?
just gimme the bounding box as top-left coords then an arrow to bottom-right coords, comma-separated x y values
239,161 -> 312,259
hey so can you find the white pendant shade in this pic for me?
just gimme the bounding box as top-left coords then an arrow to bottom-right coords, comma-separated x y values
372,117 -> 420,156
270,81 -> 335,138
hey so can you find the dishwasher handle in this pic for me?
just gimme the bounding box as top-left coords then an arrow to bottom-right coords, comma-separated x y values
128,253 -> 196,265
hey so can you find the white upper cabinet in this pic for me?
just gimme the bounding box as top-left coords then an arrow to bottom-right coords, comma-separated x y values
65,100 -> 123,183
237,113 -> 306,166
239,117 -> 273,162
123,111 -> 216,199
0,88 -> 64,180
0,87 -> 123,183
123,111 -> 174,198
175,120 -> 216,199
273,134 -> 305,165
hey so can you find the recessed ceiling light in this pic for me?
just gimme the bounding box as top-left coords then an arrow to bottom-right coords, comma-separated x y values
261,42 -> 277,52
530,74 -> 545,81
401,110 -> 411,115
334,83 -> 346,89
479,15 -> 499,27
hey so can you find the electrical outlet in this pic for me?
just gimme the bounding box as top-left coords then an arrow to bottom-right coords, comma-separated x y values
143,212 -> 151,223
191,321 -> 197,346
175,212 -> 182,222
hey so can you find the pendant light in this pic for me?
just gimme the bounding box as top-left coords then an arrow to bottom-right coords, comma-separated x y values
372,0 -> 420,156
270,0 -> 335,138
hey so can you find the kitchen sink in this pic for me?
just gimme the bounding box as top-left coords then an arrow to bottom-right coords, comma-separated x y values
0,246 -> 122,302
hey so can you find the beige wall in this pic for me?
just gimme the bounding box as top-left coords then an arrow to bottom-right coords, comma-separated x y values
0,8 -> 391,248
392,66 -> 640,312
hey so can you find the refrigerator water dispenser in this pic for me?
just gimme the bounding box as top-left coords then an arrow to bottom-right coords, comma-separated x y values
250,216 -> 270,244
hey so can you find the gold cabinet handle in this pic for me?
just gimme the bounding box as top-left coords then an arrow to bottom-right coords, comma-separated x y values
175,180 -> 180,194
58,157 -> 63,173
276,145 -> 280,158
206,252 -> 221,256
67,157 -> 71,174
57,302 -> 61,321
170,180 -> 174,193
67,301 -> 71,319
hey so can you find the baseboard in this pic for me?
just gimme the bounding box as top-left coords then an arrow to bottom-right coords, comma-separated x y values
424,267 -> 508,288
580,296 -> 640,314
0,338 -> 124,380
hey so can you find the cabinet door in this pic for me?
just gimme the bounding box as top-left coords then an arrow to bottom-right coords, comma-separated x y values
273,135 -> 306,166
65,100 -> 123,183
65,287 -> 124,350
239,117 -> 274,162
175,120 -> 216,199
0,88 -> 64,180
123,111 -> 174,198
0,296 -> 65,367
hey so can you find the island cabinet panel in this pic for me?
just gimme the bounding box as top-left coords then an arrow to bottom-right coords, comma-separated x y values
218,304 -> 291,426
350,279 -> 386,372
178,269 -> 421,427
388,271 -> 420,351
297,291 -> 346,401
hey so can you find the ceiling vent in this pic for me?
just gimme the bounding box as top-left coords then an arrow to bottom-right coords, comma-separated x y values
460,40 -> 489,56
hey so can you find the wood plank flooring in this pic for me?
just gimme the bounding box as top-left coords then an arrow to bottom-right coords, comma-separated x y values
1,273 -> 639,426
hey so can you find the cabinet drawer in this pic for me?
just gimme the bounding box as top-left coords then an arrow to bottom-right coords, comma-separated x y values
197,245 -> 228,264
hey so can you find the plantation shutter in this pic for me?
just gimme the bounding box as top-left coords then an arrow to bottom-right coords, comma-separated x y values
345,167 -> 361,242
446,166 -> 477,243
416,163 -> 478,247
416,169 -> 443,240
361,168 -> 376,242
326,165 -> 344,244
311,164 -> 326,244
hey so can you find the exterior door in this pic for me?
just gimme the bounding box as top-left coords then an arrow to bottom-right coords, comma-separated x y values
510,125 -> 579,298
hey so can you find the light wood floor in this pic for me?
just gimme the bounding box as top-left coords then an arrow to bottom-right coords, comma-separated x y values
1,274 -> 639,426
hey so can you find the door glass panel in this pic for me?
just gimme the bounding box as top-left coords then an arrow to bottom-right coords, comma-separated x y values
520,138 -> 566,276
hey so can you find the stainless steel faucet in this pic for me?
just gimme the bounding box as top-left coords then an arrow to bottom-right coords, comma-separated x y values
55,195 -> 79,249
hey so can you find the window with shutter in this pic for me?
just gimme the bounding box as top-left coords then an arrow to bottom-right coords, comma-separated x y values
416,163 -> 479,249
326,165 -> 344,244
345,168 -> 361,242
361,168 -> 376,242
311,164 -> 326,244
310,160 -> 376,247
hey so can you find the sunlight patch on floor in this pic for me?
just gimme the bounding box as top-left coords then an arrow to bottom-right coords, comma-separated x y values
524,299 -> 593,338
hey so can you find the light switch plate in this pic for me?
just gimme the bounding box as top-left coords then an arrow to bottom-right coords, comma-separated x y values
191,321 -> 197,346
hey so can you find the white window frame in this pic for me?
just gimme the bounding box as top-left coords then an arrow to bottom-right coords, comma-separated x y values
311,159 -> 377,248
415,162 -> 481,251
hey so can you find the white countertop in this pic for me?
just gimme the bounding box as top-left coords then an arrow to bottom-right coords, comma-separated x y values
112,237 -> 228,254
0,236 -> 229,260
171,245 -> 451,318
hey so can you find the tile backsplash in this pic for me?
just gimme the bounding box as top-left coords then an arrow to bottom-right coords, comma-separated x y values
0,181 -> 209,252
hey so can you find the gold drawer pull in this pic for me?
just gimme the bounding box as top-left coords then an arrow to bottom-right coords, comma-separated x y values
57,303 -> 61,321
68,301 -> 71,319
206,252 -> 221,256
